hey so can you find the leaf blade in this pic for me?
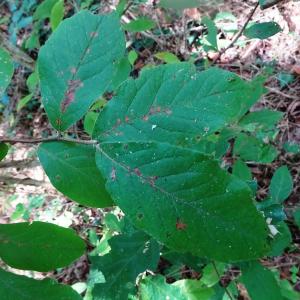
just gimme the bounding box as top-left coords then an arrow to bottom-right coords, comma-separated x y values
38,142 -> 113,208
0,268 -> 82,300
0,222 -> 85,272
38,11 -> 125,131
93,64 -> 269,262
269,166 -> 293,203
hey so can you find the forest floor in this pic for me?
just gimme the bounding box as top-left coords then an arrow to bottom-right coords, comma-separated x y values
0,0 -> 300,297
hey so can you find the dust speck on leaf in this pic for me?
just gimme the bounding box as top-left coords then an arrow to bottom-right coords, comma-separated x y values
70,67 -> 76,74
90,31 -> 99,38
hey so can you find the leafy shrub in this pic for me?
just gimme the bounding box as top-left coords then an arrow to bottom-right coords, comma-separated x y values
0,4 -> 297,300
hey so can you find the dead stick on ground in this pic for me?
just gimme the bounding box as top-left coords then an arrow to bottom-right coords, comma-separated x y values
212,1 -> 260,65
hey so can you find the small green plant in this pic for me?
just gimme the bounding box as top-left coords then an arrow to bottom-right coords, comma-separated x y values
0,2 -> 298,300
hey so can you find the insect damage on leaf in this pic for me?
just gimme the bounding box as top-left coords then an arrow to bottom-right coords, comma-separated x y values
61,79 -> 83,112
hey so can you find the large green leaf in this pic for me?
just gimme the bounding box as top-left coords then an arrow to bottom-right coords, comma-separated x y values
93,64 -> 269,262
38,10 -> 125,131
38,142 -> 112,207
240,262 -> 283,300
0,268 -> 81,300
268,221 -> 292,257
269,166 -> 293,203
0,222 -> 85,272
91,230 -> 159,300
0,48 -> 14,98
233,133 -> 278,163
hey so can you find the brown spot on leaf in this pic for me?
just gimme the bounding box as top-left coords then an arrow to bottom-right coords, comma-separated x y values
134,168 -> 142,177
143,115 -> 149,121
176,218 -> 187,230
149,176 -> 158,187
61,79 -> 83,112
125,116 -> 130,123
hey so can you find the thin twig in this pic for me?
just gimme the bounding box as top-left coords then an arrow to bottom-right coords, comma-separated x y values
212,1 -> 260,65
212,261 -> 234,300
0,136 -> 98,145
122,1 -> 134,15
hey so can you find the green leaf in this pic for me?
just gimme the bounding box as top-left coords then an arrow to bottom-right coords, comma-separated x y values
202,17 -> 218,50
93,64 -> 269,262
238,109 -> 283,132
84,111 -> 99,136
128,50 -> 138,66
277,277 -> 300,300
116,0 -> 127,16
123,17 -> 156,32
0,48 -> 14,98
257,199 -> 286,224
259,0 -> 283,9
0,268 -> 81,300
139,275 -> 185,300
269,166 -> 293,203
33,0 -> 59,21
234,133 -> 278,163
0,143 -> 8,162
268,221 -> 292,256
38,11 -> 125,131
155,52 -> 180,64
50,0 -> 64,31
17,93 -> 33,112
91,230 -> 159,300
159,0 -> 223,9
240,262 -> 283,300
162,248 -> 205,272
111,57 -> 131,89
244,22 -> 281,40
0,221 -> 85,272
26,70 -> 39,92
232,160 -> 252,181
293,209 -> 300,228
173,279 -> 215,300
38,142 -> 113,207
